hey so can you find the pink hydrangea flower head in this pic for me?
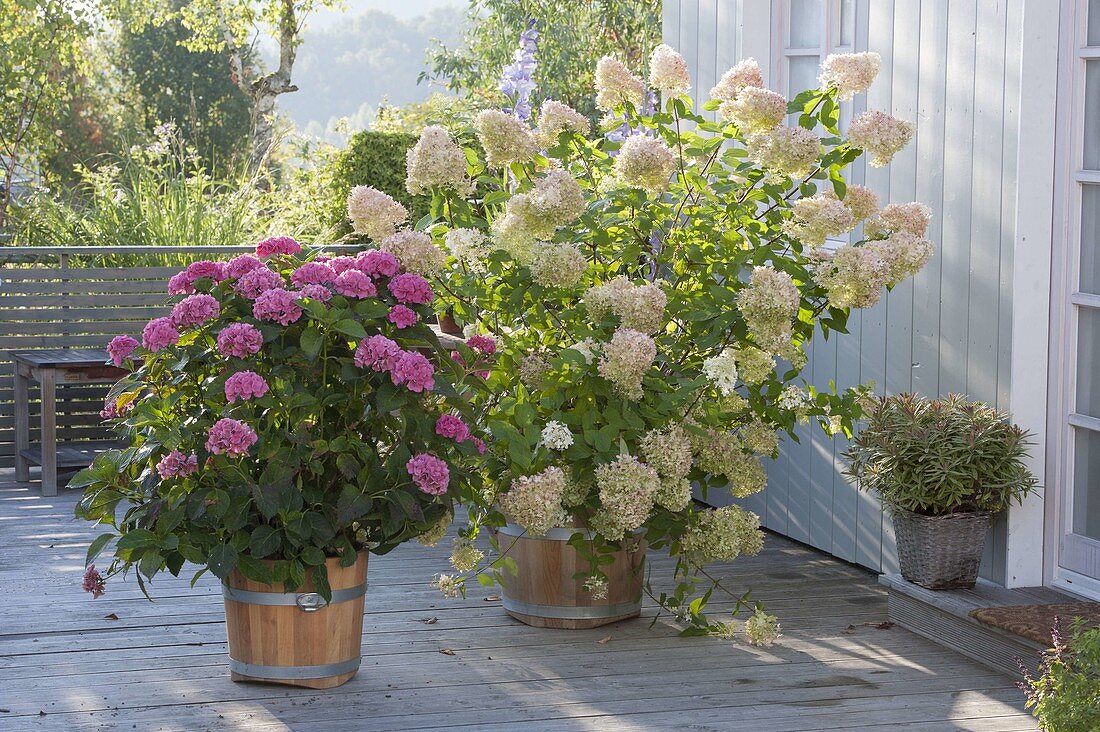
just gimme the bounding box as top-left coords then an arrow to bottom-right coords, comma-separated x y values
225,370 -> 270,403
206,418 -> 258,456
328,256 -> 358,274
83,565 -> 105,598
142,317 -> 180,351
253,288 -> 303,326
391,350 -> 435,393
216,323 -> 264,358
99,396 -> 133,420
355,249 -> 400,278
255,236 -> 302,258
471,436 -> 488,454
334,269 -> 378,299
466,335 -> 497,356
388,273 -> 434,305
435,414 -> 470,443
291,261 -> 337,288
388,304 -> 417,329
406,453 -> 450,496
185,260 -> 226,282
156,450 -> 198,479
235,266 -> 284,299
107,335 -> 139,367
297,284 -> 333,303
168,271 -> 196,295
354,335 -> 402,371
225,254 -> 264,279
171,293 -> 220,328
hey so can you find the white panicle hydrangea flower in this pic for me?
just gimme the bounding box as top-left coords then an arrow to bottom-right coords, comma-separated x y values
783,192 -> 856,248
737,266 -> 800,354
474,109 -> 538,168
347,186 -> 407,242
593,454 -> 661,540
583,575 -> 609,600
567,338 -> 601,364
444,228 -> 491,273
500,466 -> 568,536
434,573 -> 462,598
819,52 -> 881,101
702,348 -> 739,395
746,126 -> 820,179
778,384 -> 810,411
531,241 -> 587,288
617,282 -> 667,332
584,276 -> 634,320
417,507 -> 454,546
649,43 -> 691,94
680,505 -> 765,566
595,56 -> 647,111
842,184 -> 880,222
597,328 -> 656,400
744,609 -> 782,646
406,125 -> 471,195
732,345 -> 775,384
613,135 -> 678,194
869,232 -> 934,283
640,426 -> 693,480
865,201 -> 933,238
540,420 -> 574,450
847,110 -> 914,167
449,540 -> 484,572
491,170 -> 584,263
380,230 -> 446,276
811,245 -> 892,308
657,477 -> 693,512
710,58 -> 764,102
719,87 -> 787,133
536,100 -> 591,148
525,169 -> 586,223
490,210 -> 537,263
689,429 -> 769,498
743,420 -> 780,455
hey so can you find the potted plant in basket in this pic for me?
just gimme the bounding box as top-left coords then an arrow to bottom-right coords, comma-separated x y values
338,33 -> 936,641
843,393 -> 1037,590
73,236 -> 493,688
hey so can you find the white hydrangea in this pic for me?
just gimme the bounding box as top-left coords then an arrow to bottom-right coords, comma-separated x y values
783,192 -> 856,248
380,230 -> 446,276
847,110 -> 914,167
818,52 -> 881,101
842,184 -> 880,222
536,100 -> 591,148
474,109 -> 538,168
531,241 -> 587,288
719,87 -> 787,133
778,385 -> 810,411
703,348 -> 739,395
745,125 -> 820,179
595,56 -> 647,112
444,228 -> 491,273
865,202 -> 932,238
737,266 -> 800,354
540,420 -> 574,450
811,245 -> 892,308
710,58 -> 764,102
613,135 -> 677,194
406,125 -> 472,195
869,232 -> 935,283
649,43 -> 691,94
347,186 -> 407,242
567,338 -> 601,364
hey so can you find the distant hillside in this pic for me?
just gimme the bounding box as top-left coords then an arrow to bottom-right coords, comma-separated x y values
275,4 -> 467,138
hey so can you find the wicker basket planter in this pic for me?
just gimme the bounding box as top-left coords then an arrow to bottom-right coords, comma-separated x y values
892,508 -> 992,589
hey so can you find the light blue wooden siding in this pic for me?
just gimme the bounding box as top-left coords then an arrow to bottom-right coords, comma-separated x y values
665,0 -> 1024,581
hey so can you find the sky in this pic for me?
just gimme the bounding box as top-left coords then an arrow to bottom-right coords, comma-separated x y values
307,0 -> 461,28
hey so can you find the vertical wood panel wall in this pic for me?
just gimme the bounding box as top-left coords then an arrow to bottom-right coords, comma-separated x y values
664,0 -> 1024,581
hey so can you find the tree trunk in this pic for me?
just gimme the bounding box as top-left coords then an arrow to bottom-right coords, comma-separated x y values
249,90 -> 279,175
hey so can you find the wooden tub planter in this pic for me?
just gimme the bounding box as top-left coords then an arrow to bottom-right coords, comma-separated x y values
222,552 -> 369,689
497,524 -> 645,629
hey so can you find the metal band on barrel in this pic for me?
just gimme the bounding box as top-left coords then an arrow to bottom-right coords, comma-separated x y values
502,596 -> 642,619
498,524 -> 645,541
227,656 -> 361,680
221,580 -> 368,607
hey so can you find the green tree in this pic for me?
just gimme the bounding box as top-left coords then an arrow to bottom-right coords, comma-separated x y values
424,0 -> 662,118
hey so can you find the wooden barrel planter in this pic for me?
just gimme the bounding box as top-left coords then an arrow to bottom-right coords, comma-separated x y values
222,552 -> 369,689
497,524 -> 645,629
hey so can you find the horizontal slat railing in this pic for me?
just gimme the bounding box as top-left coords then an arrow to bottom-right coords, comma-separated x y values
0,244 -> 363,470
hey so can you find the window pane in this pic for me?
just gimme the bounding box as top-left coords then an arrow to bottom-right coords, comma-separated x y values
840,0 -> 855,47
790,0 -> 822,48
1090,0 -> 1100,46
789,55 -> 821,99
1077,307 -> 1100,417
1086,61 -> 1100,170
1073,428 -> 1100,540
1081,185 -> 1100,294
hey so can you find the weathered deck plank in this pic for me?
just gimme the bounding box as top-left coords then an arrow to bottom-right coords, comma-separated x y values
0,470 -> 1037,731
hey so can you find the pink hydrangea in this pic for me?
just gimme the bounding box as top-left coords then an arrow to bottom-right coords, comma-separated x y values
388,305 -> 417,329
186,260 -> 226,282
355,249 -> 400,278
206,418 -> 258,456
99,397 -> 133,420
216,323 -> 263,358
253,288 -> 303,325
255,236 -> 302,258
466,335 -> 497,356
435,414 -> 470,442
406,453 -> 450,495
142,317 -> 179,351
107,335 -> 139,367
297,284 -> 333,303
354,335 -> 402,371
225,370 -> 270,402
470,437 -> 487,454
334,270 -> 377,299
225,254 -> 264,279
391,350 -> 435,393
83,565 -> 105,598
235,267 -> 284,299
451,350 -> 491,380
328,256 -> 358,274
168,271 -> 196,295
291,261 -> 337,287
171,294 -> 220,328
388,273 -> 434,305
156,450 -> 198,479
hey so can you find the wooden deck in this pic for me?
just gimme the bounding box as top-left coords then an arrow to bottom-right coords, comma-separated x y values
0,469 -> 1038,732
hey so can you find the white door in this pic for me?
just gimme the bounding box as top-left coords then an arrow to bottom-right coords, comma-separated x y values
1054,0 -> 1100,598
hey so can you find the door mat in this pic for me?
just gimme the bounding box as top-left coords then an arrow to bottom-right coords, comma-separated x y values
969,602 -> 1100,645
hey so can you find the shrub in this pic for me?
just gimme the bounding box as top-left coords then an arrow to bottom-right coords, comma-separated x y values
1019,618 -> 1100,732
844,393 -> 1037,515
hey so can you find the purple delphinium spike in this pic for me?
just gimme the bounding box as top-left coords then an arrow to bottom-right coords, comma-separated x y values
499,18 -> 539,122
604,87 -> 658,152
